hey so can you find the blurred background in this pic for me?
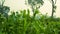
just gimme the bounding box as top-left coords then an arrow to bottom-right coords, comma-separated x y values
2,0 -> 60,17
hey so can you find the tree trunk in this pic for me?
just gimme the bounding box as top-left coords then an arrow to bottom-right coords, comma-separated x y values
51,0 -> 54,18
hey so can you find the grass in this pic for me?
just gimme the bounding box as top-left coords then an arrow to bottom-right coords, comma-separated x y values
0,9 -> 60,34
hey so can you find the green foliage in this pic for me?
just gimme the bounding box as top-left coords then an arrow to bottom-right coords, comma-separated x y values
0,9 -> 60,34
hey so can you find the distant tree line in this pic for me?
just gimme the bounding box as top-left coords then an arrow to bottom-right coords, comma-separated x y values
25,0 -> 57,18
0,0 -> 57,18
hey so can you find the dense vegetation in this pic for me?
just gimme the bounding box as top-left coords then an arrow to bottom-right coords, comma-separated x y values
0,0 -> 60,34
0,9 -> 60,34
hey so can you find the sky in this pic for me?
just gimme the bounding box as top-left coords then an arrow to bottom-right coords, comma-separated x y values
2,0 -> 60,17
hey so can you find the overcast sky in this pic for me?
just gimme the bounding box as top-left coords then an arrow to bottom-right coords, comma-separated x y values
3,0 -> 60,17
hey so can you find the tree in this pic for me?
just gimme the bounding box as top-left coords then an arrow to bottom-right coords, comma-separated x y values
3,6 -> 10,18
25,0 -> 44,17
49,0 -> 57,18
0,0 -> 10,18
